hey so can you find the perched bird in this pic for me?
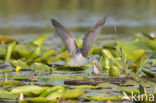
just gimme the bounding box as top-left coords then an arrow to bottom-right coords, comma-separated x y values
92,60 -> 102,75
51,17 -> 106,66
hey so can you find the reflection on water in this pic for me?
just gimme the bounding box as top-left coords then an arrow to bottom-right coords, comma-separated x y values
0,0 -> 156,35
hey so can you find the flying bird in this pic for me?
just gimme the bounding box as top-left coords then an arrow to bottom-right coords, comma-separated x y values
51,17 -> 106,66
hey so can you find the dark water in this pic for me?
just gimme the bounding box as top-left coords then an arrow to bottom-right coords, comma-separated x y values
0,0 -> 156,35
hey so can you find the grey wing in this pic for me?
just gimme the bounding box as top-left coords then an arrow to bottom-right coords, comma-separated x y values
51,18 -> 79,55
81,17 -> 106,57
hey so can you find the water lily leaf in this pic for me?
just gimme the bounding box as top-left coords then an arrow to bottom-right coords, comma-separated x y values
0,36 -> 18,45
0,80 -> 22,86
109,66 -> 120,78
42,49 -> 56,58
5,42 -> 16,61
152,59 -> 156,66
132,38 -> 150,50
102,49 -> 114,59
0,69 -> 13,73
86,96 -> 122,101
126,49 -> 145,62
38,75 -> 70,85
40,86 -> 64,97
71,85 -> 98,89
146,39 -> 156,50
117,41 -> 138,53
31,63 -> 50,72
89,47 -> 102,56
142,69 -> 156,78
117,41 -> 146,62
27,97 -> 56,103
11,60 -> 31,70
30,46 -> 42,59
30,35 -> 48,46
14,44 -> 36,58
118,87 -> 139,95
0,49 -> 6,59
62,89 -> 84,99
8,74 -> 29,80
151,51 -> 156,58
0,90 -> 18,99
46,87 -> 65,100
11,85 -> 47,96
56,51 -> 71,62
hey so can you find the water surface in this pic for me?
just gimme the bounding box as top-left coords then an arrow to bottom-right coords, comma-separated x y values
0,0 -> 156,35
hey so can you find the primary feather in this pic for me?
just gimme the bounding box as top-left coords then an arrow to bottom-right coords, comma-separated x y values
81,17 -> 106,57
51,19 -> 79,55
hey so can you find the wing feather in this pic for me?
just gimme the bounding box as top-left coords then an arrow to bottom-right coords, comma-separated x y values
51,18 -> 79,55
81,17 -> 106,56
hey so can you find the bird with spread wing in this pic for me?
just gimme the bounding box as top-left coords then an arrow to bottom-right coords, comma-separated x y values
51,17 -> 106,66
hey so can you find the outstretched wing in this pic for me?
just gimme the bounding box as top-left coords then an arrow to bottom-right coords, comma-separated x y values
81,17 -> 106,57
51,18 -> 79,55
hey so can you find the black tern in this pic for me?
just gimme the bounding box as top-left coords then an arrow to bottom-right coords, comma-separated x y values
51,17 -> 106,66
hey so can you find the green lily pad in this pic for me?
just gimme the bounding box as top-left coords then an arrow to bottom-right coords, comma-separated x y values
71,85 -> 99,89
30,34 -> 48,46
0,80 -> 22,86
118,87 -> 139,95
146,39 -> 156,50
27,97 -> 56,103
40,86 -> 64,97
142,69 -> 156,78
62,89 -> 84,99
11,85 -> 47,97
109,66 -> 120,78
14,44 -> 36,58
0,36 -> 18,45
31,63 -> 50,72
46,87 -> 65,100
0,49 -> 6,59
0,89 -> 18,99
5,42 -> 16,61
11,60 -> 31,70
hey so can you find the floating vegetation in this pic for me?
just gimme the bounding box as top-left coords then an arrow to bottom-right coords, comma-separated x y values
0,33 -> 156,102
